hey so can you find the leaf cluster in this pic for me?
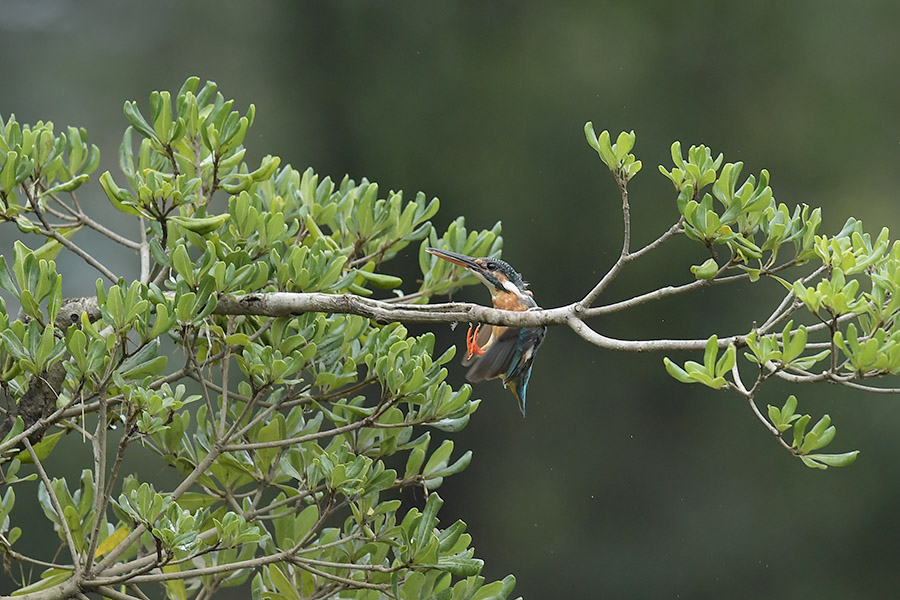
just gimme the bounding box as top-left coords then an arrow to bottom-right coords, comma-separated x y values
608,132 -> 900,469
0,79 -> 519,599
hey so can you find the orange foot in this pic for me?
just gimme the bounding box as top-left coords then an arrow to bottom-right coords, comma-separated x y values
466,324 -> 485,359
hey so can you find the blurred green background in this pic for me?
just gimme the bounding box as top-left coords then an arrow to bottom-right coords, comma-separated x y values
3,1 -> 900,597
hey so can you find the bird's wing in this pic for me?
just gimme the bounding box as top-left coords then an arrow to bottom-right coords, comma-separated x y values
464,327 -> 520,382
506,326 -> 545,380
506,368 -> 531,416
503,327 -> 545,416
467,326 -> 546,416
465,326 -> 542,383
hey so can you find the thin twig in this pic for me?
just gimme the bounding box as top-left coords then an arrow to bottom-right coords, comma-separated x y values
619,178 -> 631,256
580,217 -> 684,307
126,584 -> 153,600
218,317 -> 233,439
293,561 -> 392,592
833,379 -> 900,394
224,397 -> 401,452
293,555 -> 400,573
730,359 -> 794,451
25,186 -> 119,283
73,208 -> 142,250
758,265 -> 828,334
24,438 -> 83,571
566,315 -> 740,352
94,542 -> 307,585
84,388 -> 109,572
0,539 -> 73,570
93,585 -> 144,600
139,216 -> 150,284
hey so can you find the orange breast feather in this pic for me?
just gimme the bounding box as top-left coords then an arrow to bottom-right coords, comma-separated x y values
492,291 -> 527,311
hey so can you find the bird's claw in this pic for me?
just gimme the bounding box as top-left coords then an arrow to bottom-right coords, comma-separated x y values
466,324 -> 485,359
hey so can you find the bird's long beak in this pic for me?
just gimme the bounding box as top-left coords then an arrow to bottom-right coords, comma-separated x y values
425,247 -> 482,271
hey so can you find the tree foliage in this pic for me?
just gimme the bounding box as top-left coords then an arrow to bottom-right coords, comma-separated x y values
0,75 -> 896,598
0,78 -> 512,599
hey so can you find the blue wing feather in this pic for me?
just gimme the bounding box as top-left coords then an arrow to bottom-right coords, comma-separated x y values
465,325 -> 546,416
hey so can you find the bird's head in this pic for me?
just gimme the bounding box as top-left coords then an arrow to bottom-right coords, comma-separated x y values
425,247 -> 532,300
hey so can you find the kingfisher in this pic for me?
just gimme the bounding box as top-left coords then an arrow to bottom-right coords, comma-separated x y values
426,247 -> 546,416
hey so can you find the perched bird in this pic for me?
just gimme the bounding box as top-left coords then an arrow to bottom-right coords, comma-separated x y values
426,247 -> 546,416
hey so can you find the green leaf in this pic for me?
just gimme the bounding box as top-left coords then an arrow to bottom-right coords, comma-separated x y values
423,440 -> 454,475
783,324 -> 808,364
1,150 -> 18,190
768,395 -> 799,433
15,431 -> 64,464
162,567 -> 187,600
267,564 -> 301,600
428,450 -> 472,478
471,575 -> 516,600
10,568 -> 72,595
800,455 -> 829,470
782,395 -> 798,419
433,555 -> 484,577
691,258 -> 719,279
169,213 -> 230,235
714,344 -> 735,378
614,130 -> 634,160
123,100 -> 158,141
355,269 -> 403,289
99,171 -> 141,216
62,505 -> 84,553
40,174 -> 90,196
803,451 -> 859,468
34,225 -> 82,261
584,124 -> 617,169
663,357 -> 694,384
171,245 -> 194,283
792,414 -> 811,449
703,335 -> 718,376
0,255 -> 17,296
295,504 -> 319,541
415,493 -> 443,548
405,447 -> 426,480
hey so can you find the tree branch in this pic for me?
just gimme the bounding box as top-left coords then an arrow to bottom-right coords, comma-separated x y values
24,187 -> 119,283
24,438 -> 83,572
139,216 -> 151,284
213,291 -> 572,326
566,316 -> 737,352
580,215 -> 684,308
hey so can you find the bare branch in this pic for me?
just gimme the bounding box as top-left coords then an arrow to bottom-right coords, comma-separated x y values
24,438 -> 83,571
25,187 -> 120,283
139,216 -> 151,284
584,264 -> 741,317
566,316 -> 737,352
0,538 -> 73,570
212,292 -> 575,327
757,265 -> 827,334
580,216 -> 684,308
834,379 -> 900,394
84,388 -> 109,571
619,178 -> 631,257
76,210 -> 142,250
730,360 -> 795,452
93,585 -> 145,600
292,561 -> 392,592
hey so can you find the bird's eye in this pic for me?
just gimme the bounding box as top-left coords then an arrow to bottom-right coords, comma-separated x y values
486,263 -> 497,271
